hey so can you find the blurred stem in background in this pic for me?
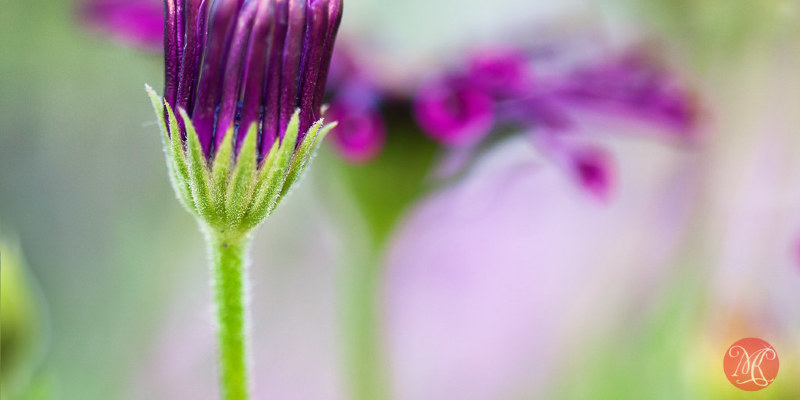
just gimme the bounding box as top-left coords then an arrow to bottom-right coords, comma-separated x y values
325,106 -> 439,400
205,230 -> 253,400
1,231 -> 52,400
340,237 -> 390,400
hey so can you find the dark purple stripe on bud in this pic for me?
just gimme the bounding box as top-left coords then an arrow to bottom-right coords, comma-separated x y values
176,0 -> 209,114
163,0 -> 180,107
312,0 -> 342,120
277,0 -> 307,138
214,0 -> 259,152
192,0 -> 245,156
240,0 -> 275,155
260,0 -> 289,154
162,0 -> 343,159
297,0 -> 329,136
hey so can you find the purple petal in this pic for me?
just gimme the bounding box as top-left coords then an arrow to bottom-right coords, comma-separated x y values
240,0 -> 276,157
467,47 -> 533,96
556,55 -> 697,138
192,0 -> 245,156
260,0 -> 290,155
326,99 -> 386,163
566,145 -> 615,201
311,0 -> 343,123
297,0 -> 330,136
81,0 -> 164,50
499,95 -> 573,132
277,0 -> 307,139
176,0 -> 210,113
163,0 -> 180,106
214,0 -> 259,154
414,78 -> 495,146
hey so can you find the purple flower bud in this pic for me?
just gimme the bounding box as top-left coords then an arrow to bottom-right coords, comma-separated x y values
81,0 -> 164,50
467,47 -> 533,96
163,0 -> 343,160
326,99 -> 386,163
414,78 -> 495,146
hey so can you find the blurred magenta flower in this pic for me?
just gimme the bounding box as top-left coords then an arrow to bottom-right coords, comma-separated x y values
80,0 -> 164,50
415,47 -> 697,145
414,78 -> 495,146
412,46 -> 697,199
555,53 -> 698,136
382,135 -> 694,399
326,100 -> 386,163
324,48 -> 387,162
467,47 -> 533,96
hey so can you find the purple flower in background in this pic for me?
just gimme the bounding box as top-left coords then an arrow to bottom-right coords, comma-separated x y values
81,0 -> 163,50
162,0 -> 343,159
556,53 -> 697,136
414,77 -> 495,146
413,45 -> 697,199
326,100 -> 386,163
324,48 -> 387,162
467,47 -> 533,96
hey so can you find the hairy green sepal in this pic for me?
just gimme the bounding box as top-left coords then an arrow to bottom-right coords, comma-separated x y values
146,85 -> 332,234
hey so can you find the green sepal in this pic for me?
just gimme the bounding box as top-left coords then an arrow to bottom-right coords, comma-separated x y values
241,110 -> 301,230
178,108 -> 215,222
224,123 -> 258,224
145,84 -> 169,145
147,87 -> 333,233
211,125 -> 235,215
165,104 -> 195,211
280,120 -> 336,199
252,136 -> 280,199
146,85 -> 196,215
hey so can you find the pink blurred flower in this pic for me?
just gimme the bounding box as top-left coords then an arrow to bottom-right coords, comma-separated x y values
326,100 -> 386,163
414,78 -> 495,146
324,48 -> 388,162
415,46 -> 697,198
556,53 -> 698,137
467,48 -> 533,96
80,0 -> 163,50
385,136 -> 694,399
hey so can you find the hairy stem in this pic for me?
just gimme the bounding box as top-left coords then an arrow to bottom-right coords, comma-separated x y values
206,228 -> 251,400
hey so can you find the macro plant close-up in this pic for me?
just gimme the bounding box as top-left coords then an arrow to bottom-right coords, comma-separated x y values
1,0 -> 799,399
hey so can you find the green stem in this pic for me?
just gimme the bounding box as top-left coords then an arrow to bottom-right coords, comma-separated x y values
205,228 -> 251,400
341,238 -> 391,400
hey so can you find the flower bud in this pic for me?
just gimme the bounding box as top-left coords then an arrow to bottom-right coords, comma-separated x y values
148,0 -> 343,232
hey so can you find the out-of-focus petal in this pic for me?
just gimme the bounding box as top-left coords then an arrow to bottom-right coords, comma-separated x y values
566,145 -> 615,201
467,47 -> 533,96
326,100 -> 386,163
81,0 -> 164,51
414,78 -> 495,146
556,55 -> 698,138
385,136 -> 693,399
